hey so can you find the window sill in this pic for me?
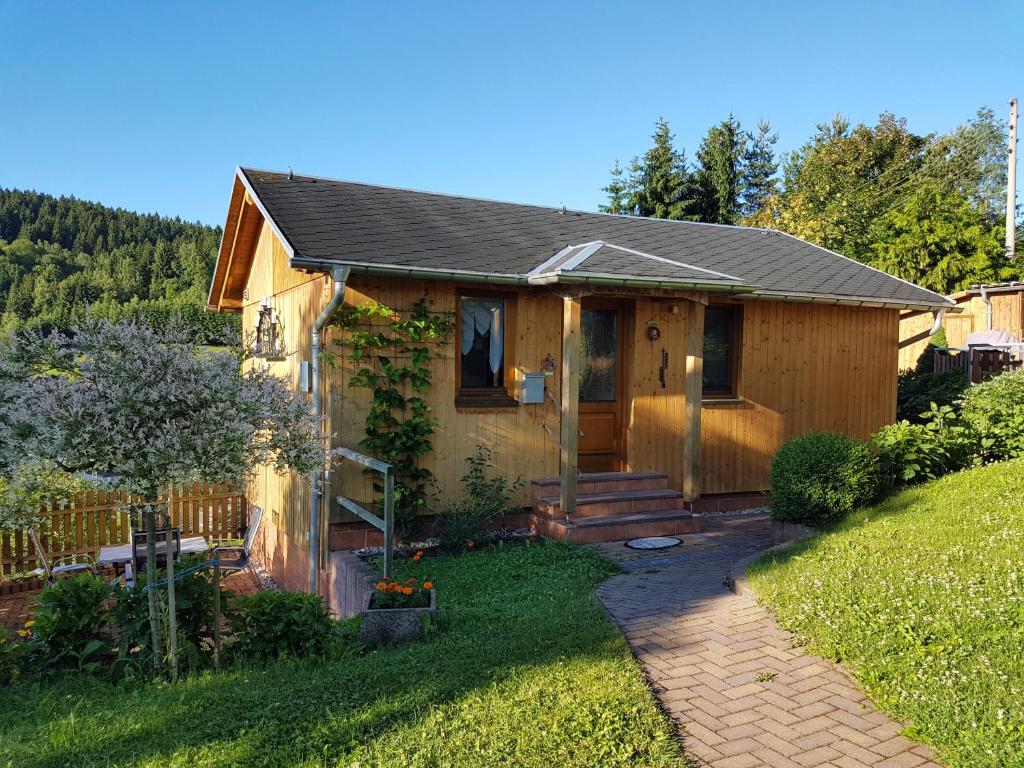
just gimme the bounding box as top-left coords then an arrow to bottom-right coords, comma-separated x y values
701,396 -> 745,406
455,393 -> 520,411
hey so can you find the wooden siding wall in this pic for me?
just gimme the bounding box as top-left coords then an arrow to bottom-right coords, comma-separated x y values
330,278 -> 564,511
701,302 -> 899,494
898,292 -> 1024,371
241,221 -> 333,584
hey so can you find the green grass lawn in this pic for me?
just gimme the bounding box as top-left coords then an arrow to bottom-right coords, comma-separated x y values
749,460 -> 1024,768
0,541 -> 689,768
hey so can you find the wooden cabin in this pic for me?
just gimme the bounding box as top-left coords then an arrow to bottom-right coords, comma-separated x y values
899,283 -> 1024,372
209,167 -> 951,598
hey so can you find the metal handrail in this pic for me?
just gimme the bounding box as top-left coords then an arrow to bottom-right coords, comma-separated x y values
333,447 -> 394,578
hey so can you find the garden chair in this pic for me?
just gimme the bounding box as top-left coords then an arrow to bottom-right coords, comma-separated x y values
30,552 -> 96,581
209,504 -> 263,573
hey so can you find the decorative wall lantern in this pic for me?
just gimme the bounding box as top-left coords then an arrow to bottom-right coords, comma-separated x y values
254,300 -> 286,360
646,322 -> 661,342
540,353 -> 557,373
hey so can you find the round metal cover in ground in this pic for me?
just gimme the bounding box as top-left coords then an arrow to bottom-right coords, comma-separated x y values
625,536 -> 681,550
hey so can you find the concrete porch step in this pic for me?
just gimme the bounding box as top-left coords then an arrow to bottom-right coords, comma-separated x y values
533,508 -> 700,544
530,471 -> 670,504
536,488 -> 690,519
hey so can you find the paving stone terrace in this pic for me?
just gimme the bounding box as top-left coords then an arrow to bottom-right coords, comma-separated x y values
595,514 -> 943,768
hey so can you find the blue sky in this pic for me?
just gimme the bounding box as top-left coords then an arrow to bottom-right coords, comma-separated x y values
2,1 -> 1021,227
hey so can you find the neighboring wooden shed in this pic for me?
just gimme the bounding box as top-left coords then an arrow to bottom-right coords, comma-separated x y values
209,168 -> 951,596
899,283 -> 1024,371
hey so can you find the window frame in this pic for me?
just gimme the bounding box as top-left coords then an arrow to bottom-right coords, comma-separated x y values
454,289 -> 518,408
702,303 -> 743,399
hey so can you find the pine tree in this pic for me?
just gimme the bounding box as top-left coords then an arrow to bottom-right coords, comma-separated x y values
694,115 -> 745,224
600,160 -> 634,215
739,120 -> 779,220
635,118 -> 694,220
599,118 -> 695,220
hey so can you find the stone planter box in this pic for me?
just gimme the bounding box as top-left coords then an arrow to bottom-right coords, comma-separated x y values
359,589 -> 436,646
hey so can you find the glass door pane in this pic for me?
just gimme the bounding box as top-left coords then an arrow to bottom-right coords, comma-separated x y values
580,308 -> 617,402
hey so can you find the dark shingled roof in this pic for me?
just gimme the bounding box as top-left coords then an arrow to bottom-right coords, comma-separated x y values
239,167 -> 952,309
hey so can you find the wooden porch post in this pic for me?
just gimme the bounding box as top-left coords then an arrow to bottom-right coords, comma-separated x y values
682,298 -> 705,501
560,295 -> 582,519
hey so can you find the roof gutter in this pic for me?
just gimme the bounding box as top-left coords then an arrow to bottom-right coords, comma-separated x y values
309,265 -> 350,595
748,289 -> 954,313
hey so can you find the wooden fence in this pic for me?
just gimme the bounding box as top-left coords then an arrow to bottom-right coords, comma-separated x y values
1,483 -> 247,580
933,348 -> 1023,383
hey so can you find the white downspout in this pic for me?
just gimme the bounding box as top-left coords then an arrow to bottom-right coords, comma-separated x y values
980,285 -> 992,330
310,266 -> 350,594
929,308 -> 947,337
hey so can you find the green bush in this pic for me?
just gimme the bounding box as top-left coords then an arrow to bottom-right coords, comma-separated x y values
434,445 -> 524,551
32,574 -> 114,672
227,590 -> 333,661
873,403 -> 978,487
959,367 -> 1024,462
769,432 -> 879,526
896,368 -> 969,423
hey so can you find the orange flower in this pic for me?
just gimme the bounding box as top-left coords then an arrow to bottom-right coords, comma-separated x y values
405,578 -> 417,585
376,581 -> 387,591
423,581 -> 433,590
403,586 -> 414,595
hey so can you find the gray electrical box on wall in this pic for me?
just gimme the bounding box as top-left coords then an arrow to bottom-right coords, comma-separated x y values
522,372 -> 546,404
299,361 -> 311,392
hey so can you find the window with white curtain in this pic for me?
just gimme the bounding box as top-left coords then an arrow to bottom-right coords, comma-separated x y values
459,296 -> 505,389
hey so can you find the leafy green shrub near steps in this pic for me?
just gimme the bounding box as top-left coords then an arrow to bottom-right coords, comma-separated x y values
769,432 -> 879,526
226,590 -> 334,661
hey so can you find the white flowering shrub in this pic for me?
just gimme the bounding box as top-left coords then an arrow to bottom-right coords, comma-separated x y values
0,318 -> 325,674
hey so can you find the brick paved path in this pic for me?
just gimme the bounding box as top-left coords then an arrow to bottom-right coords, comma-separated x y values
596,514 -> 943,768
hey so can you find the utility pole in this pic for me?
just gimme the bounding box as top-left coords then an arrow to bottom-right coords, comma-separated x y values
1007,97 -> 1018,260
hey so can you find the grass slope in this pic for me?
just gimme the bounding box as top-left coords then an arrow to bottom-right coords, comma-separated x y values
0,542 -> 688,768
749,461 -> 1024,768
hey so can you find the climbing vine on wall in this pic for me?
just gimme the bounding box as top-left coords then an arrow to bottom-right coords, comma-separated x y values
330,298 -> 453,534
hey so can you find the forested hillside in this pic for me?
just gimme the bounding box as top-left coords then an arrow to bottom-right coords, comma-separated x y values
0,189 -> 237,342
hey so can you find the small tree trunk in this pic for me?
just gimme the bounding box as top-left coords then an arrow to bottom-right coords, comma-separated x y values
165,500 -> 178,681
143,502 -> 164,671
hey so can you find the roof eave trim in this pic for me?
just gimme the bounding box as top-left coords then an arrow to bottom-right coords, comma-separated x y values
528,271 -> 755,292
750,288 -> 955,311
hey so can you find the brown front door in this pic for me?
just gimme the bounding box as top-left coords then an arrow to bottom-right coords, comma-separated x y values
578,300 -> 628,473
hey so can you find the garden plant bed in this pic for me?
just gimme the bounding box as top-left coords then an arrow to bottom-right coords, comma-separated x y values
748,460 -> 1024,768
0,541 -> 689,767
